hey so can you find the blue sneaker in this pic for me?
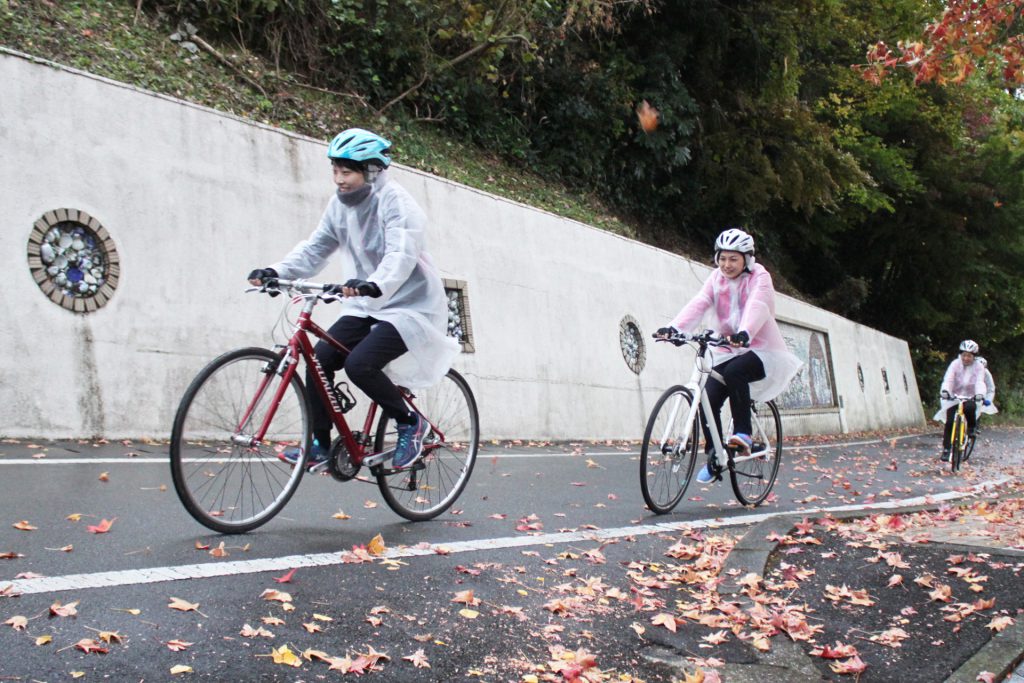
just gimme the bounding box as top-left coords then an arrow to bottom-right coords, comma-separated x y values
696,453 -> 719,484
392,414 -> 429,468
696,463 -> 715,484
728,433 -> 753,453
278,440 -> 329,471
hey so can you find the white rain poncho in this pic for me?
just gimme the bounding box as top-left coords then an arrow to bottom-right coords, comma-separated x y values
271,170 -> 460,389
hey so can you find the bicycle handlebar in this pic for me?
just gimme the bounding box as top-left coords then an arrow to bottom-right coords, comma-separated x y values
246,278 -> 343,301
652,330 -> 742,348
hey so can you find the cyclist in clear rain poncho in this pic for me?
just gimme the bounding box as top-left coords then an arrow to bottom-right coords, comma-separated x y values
655,228 -> 802,484
249,128 -> 459,471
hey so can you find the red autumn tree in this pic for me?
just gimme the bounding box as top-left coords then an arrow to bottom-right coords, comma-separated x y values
861,0 -> 1024,85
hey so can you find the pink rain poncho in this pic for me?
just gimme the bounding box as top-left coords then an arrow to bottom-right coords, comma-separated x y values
272,170 -> 460,389
670,263 -> 802,402
932,358 -> 988,422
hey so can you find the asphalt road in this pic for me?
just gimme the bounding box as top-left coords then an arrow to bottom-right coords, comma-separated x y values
0,427 -> 1018,681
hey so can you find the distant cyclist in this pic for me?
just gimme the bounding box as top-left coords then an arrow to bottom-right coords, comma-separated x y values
935,339 -> 986,462
654,228 -> 801,483
975,356 -> 998,424
248,128 -> 459,471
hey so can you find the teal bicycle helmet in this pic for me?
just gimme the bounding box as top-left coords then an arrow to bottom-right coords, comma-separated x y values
327,128 -> 391,168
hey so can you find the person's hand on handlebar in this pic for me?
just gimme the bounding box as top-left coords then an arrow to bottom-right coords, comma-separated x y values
247,267 -> 280,296
940,389 -> 952,400
326,279 -> 382,298
654,326 -> 678,339
247,267 -> 279,286
727,330 -> 750,347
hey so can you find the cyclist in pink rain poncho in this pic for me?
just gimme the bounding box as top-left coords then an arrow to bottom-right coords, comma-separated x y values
656,228 -> 801,483
248,128 -> 459,472
934,339 -> 986,461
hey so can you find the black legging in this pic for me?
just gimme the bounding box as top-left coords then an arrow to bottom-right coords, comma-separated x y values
700,352 -> 766,449
942,400 -> 977,449
308,316 -> 414,445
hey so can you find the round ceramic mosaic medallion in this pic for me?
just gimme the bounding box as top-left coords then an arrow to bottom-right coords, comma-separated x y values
27,209 -> 120,313
619,315 -> 646,374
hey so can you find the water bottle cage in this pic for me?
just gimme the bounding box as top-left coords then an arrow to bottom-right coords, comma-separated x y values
332,381 -> 357,414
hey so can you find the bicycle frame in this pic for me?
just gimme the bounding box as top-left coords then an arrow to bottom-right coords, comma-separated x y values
655,334 -> 770,466
234,281 -> 392,468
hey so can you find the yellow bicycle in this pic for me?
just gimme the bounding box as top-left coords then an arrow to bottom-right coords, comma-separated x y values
947,394 -> 978,473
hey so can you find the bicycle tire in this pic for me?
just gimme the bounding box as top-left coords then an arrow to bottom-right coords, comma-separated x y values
640,386 -> 699,514
373,369 -> 479,521
730,400 -> 782,506
950,414 -> 964,473
963,433 -> 977,462
170,347 -> 310,533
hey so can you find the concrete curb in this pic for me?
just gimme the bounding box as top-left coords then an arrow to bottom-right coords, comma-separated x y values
711,501 -> 1024,683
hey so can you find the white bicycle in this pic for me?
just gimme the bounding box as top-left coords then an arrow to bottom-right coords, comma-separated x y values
640,330 -> 782,513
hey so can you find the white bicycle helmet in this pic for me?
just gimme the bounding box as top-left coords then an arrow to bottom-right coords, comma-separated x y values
714,228 -> 756,270
959,339 -> 979,354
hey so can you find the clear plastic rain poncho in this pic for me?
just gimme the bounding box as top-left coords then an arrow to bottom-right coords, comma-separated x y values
271,170 -> 460,389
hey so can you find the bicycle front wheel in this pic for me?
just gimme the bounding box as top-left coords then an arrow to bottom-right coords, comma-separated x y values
640,386 -> 699,514
730,400 -> 782,506
374,369 -> 479,521
170,347 -> 310,533
950,414 -> 965,472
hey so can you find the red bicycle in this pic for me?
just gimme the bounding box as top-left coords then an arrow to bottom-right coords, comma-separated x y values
169,278 -> 479,532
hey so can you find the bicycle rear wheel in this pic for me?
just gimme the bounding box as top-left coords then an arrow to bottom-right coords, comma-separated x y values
374,369 -> 479,521
170,347 -> 310,533
640,386 -> 699,514
730,400 -> 782,506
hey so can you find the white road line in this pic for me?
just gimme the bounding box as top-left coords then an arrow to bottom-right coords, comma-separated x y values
1,476 -> 1008,597
0,433 -> 934,465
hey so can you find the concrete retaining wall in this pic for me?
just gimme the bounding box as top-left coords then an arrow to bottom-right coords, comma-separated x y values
0,49 -> 925,439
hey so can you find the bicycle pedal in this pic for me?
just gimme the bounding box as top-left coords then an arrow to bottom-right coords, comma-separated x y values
307,461 -> 330,474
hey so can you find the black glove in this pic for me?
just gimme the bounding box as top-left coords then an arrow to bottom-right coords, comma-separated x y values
654,326 -> 678,339
247,267 -> 278,284
247,267 -> 280,296
341,279 -> 382,298
728,330 -> 751,347
940,389 -> 951,400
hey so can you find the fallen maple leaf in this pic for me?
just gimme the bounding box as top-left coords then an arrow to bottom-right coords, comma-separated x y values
269,644 -> 302,667
367,533 -> 386,556
165,639 -> 193,651
168,597 -> 200,612
50,600 -> 79,617
452,589 -> 481,606
74,638 -> 108,654
332,510 -> 351,520
209,542 -> 229,558
986,616 -> 1015,632
97,630 -> 123,644
651,613 -> 678,633
87,518 -> 116,534
240,623 -> 274,639
260,589 -> 292,603
403,648 -> 431,668
262,616 -> 285,626
98,472 -> 109,482
35,634 -> 52,646
829,655 -> 868,675
4,615 -> 27,630
169,664 -> 193,675
12,521 -> 36,531
273,568 -> 297,583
